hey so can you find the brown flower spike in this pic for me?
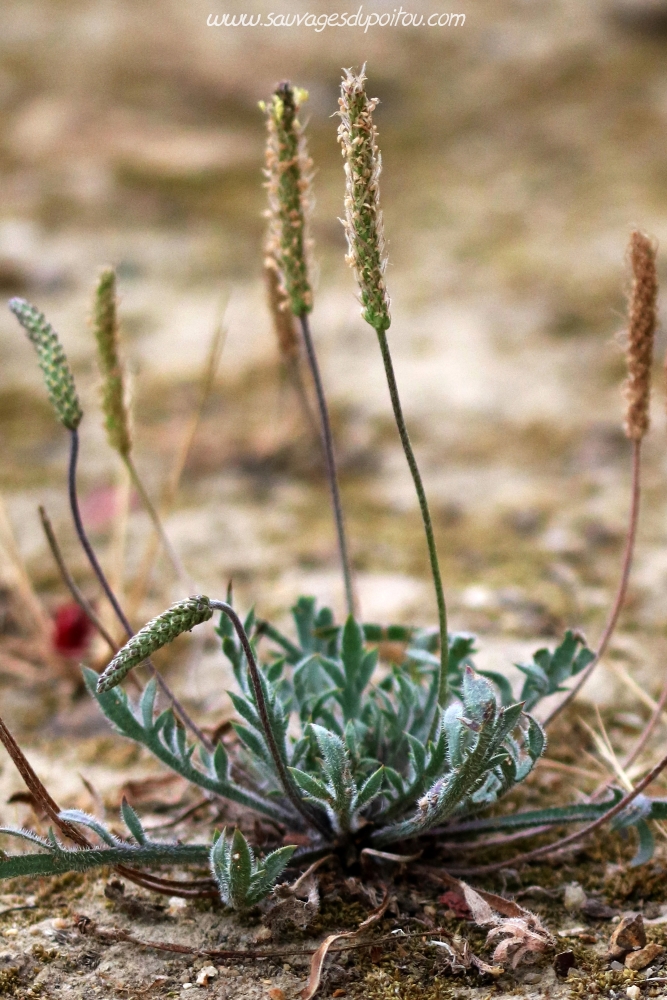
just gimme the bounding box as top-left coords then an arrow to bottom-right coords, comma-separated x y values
263,83 -> 313,317
624,231 -> 658,441
264,255 -> 299,360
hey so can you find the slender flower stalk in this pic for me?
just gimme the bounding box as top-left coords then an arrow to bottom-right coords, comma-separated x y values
92,268 -> 192,591
67,429 -> 212,749
39,504 -> 118,655
263,83 -> 356,617
545,231 -> 658,727
9,299 -> 210,750
338,67 -> 448,718
126,316 -> 226,618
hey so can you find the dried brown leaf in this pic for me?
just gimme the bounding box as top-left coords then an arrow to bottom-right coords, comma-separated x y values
300,888 -> 389,1000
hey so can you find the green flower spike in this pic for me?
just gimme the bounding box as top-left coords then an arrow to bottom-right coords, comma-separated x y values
9,298 -> 83,431
337,67 -> 391,333
93,267 -> 132,458
97,596 -> 213,692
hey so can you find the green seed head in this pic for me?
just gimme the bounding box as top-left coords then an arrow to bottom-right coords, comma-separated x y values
93,267 -> 132,458
97,596 -> 213,692
9,298 -> 83,430
263,82 -> 313,317
337,67 -> 391,333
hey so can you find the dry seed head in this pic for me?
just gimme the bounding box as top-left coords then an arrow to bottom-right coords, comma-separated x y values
263,82 -> 313,317
97,595 -> 213,692
9,298 -> 83,430
624,230 -> 658,441
337,66 -> 391,333
93,267 -> 132,458
264,255 -> 299,359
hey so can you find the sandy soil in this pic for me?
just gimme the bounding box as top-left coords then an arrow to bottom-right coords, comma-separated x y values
2,0 -> 667,996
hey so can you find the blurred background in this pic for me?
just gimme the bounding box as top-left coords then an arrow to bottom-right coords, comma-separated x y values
1,0 -> 667,797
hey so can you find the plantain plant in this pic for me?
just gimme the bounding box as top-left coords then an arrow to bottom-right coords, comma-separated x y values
1,69 -> 667,911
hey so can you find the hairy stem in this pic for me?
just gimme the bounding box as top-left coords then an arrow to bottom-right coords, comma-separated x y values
210,600 -> 331,838
68,430 -> 212,751
299,315 -> 356,618
0,709 -> 212,897
0,844 -> 211,880
375,329 -> 448,724
544,440 -> 641,727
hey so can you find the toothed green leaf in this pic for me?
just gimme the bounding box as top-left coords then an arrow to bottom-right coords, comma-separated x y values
288,767 -> 332,804
120,799 -> 147,845
356,766 -> 384,810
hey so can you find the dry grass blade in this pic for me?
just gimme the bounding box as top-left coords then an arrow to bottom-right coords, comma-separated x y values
300,887 -> 389,1000
361,847 -> 423,864
127,309 -> 227,616
106,458 -> 131,622
609,660 -> 667,724
544,440 -> 642,726
448,745 -> 667,875
0,712 -> 88,847
0,492 -> 51,643
0,650 -> 42,683
622,672 -> 667,772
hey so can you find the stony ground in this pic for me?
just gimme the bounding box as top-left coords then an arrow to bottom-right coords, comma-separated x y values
2,0 -> 667,996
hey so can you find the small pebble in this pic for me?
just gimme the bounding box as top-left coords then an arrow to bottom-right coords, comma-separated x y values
609,913 -> 646,959
610,960 -> 625,972
196,966 -> 218,986
563,883 -> 587,912
625,942 -> 664,970
182,986 -> 193,992
626,987 -> 641,1000
168,896 -> 188,915
268,990 -> 285,1000
524,972 -> 542,984
554,950 -> 576,978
